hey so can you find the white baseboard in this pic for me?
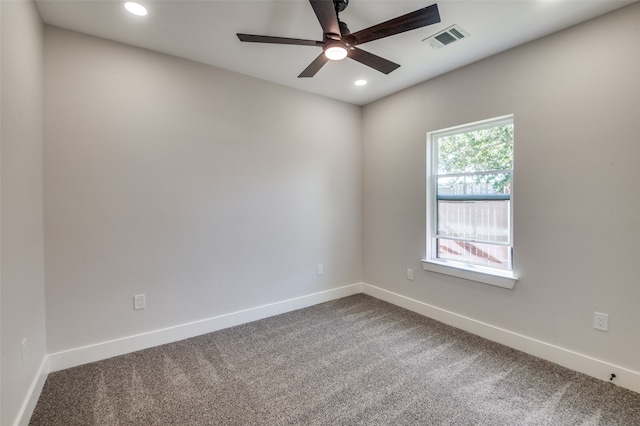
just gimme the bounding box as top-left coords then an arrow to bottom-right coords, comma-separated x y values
362,283 -> 640,394
48,283 -> 363,373
15,356 -> 50,426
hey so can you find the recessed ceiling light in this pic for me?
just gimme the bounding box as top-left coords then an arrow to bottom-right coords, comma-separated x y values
354,80 -> 367,86
125,2 -> 147,16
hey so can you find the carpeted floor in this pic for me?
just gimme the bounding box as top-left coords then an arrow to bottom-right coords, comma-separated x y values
30,294 -> 640,425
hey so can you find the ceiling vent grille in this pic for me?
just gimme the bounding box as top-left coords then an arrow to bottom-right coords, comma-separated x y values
423,25 -> 469,49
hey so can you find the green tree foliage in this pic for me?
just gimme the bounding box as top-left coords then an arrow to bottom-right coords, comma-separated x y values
437,124 -> 513,193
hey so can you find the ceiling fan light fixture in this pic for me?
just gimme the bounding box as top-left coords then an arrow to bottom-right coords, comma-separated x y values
325,45 -> 348,61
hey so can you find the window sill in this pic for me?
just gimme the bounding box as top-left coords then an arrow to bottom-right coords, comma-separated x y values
421,259 -> 517,289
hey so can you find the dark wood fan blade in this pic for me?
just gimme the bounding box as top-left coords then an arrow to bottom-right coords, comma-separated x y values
344,4 -> 440,46
298,52 -> 330,78
348,47 -> 400,74
237,34 -> 323,47
310,0 -> 341,38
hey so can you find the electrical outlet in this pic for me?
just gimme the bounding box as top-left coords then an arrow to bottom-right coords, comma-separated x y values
317,264 -> 324,276
593,312 -> 608,331
134,294 -> 146,310
21,339 -> 27,364
407,268 -> 414,281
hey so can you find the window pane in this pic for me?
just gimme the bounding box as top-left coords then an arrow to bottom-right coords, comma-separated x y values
437,200 -> 510,243
437,124 -> 513,174
436,237 -> 510,270
436,173 -> 511,197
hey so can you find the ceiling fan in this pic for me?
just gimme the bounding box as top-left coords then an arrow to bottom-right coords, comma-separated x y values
237,0 -> 441,78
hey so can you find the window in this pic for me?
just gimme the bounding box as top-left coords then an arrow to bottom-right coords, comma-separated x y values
424,115 -> 516,288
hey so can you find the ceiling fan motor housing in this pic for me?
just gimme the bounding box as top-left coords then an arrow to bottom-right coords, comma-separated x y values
339,20 -> 351,36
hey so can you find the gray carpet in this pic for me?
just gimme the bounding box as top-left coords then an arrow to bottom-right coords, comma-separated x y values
30,294 -> 640,425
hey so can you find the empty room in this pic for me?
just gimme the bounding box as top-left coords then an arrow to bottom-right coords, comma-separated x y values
2,0 -> 639,424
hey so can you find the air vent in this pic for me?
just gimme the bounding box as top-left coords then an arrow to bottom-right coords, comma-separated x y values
423,25 -> 469,49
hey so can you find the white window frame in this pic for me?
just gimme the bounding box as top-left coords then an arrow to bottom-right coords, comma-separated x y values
423,115 -> 517,289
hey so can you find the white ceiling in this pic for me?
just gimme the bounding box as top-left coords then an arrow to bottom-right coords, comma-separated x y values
36,0 -> 636,105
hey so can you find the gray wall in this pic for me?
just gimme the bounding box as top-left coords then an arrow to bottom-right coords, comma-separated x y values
362,3 -> 640,372
0,1 -> 47,424
44,27 -> 363,353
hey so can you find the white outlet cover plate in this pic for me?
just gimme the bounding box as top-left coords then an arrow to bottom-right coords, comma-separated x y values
21,339 -> 27,364
134,294 -> 146,310
593,312 -> 608,331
